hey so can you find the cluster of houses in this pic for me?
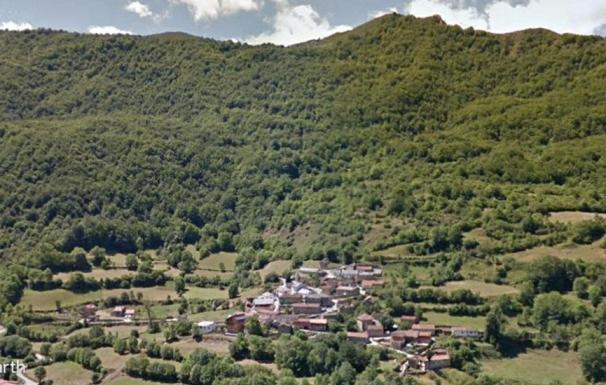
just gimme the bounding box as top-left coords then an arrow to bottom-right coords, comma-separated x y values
77,261 -> 482,376
81,303 -> 136,322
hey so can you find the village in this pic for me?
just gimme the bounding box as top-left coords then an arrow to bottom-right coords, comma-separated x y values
80,260 -> 484,377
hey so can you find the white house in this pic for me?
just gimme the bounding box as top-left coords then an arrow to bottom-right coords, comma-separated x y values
451,327 -> 482,339
197,321 -> 217,334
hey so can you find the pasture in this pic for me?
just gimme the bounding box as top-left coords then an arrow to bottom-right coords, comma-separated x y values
505,240 -> 606,262
198,252 -> 238,271
27,361 -> 92,385
441,280 -> 519,297
482,349 -> 583,385
423,311 -> 486,329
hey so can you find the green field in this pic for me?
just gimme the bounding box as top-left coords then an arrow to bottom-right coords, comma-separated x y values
20,285 -> 178,311
482,349 -> 583,385
505,240 -> 606,263
423,311 -> 486,329
441,280 -> 519,297
259,260 -> 291,279
189,308 -> 234,322
27,361 -> 92,385
198,252 -> 238,272
183,286 -> 229,300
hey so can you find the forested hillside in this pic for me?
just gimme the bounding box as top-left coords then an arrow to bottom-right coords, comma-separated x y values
1,13 -> 605,266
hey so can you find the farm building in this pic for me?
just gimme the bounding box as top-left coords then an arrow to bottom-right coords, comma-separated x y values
197,321 -> 217,334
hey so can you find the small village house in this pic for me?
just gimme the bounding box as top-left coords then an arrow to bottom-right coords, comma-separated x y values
427,349 -> 451,370
253,292 -> 278,310
292,303 -> 322,315
367,323 -> 384,338
451,326 -> 482,339
81,303 -> 97,320
225,312 -> 247,334
111,306 -> 126,317
346,331 -> 369,344
293,318 -> 328,332
278,294 -> 303,305
197,321 -> 217,334
305,292 -> 334,307
361,280 -> 385,289
390,330 -> 432,349
411,323 -> 436,336
335,286 -> 360,297
124,308 -> 136,320
406,349 -> 451,373
356,314 -> 377,331
400,315 -> 420,325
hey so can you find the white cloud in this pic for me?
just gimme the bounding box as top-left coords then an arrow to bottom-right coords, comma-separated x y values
125,1 -> 153,18
405,0 -> 606,35
370,7 -> 400,19
246,3 -> 351,46
406,0 -> 488,29
171,0 -> 259,20
0,21 -> 34,31
88,25 -> 133,35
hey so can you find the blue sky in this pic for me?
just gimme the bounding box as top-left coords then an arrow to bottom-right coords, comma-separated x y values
1,0 -> 605,45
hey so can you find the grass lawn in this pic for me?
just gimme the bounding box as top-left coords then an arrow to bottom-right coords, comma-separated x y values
442,280 -> 519,297
27,361 -> 92,385
548,211 -> 606,224
258,260 -> 291,279
183,286 -> 229,300
423,311 -> 486,329
198,252 -> 238,271
482,349 -> 583,385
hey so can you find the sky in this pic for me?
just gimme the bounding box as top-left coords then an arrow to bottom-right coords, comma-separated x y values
0,0 -> 605,46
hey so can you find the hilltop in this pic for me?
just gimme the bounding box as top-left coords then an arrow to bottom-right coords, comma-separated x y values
0,14 -> 605,262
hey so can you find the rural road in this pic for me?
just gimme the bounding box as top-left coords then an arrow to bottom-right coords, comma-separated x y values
16,369 -> 38,385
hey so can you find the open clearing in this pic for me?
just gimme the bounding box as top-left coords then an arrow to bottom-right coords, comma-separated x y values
259,260 -> 291,279
505,239 -> 606,262
183,286 -> 228,300
423,311 -> 486,329
27,361 -> 92,385
482,349 -> 582,385
463,228 -> 499,250
20,285 -> 178,311
169,336 -> 231,355
548,211 -> 606,224
189,308 -> 233,322
198,252 -> 238,271
441,280 -> 519,297
96,347 -> 131,370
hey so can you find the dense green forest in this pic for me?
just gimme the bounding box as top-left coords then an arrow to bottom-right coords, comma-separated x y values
2,13 -> 606,385
1,14 -> 606,282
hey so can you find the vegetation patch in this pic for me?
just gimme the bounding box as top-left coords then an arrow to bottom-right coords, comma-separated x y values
482,349 -> 583,385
